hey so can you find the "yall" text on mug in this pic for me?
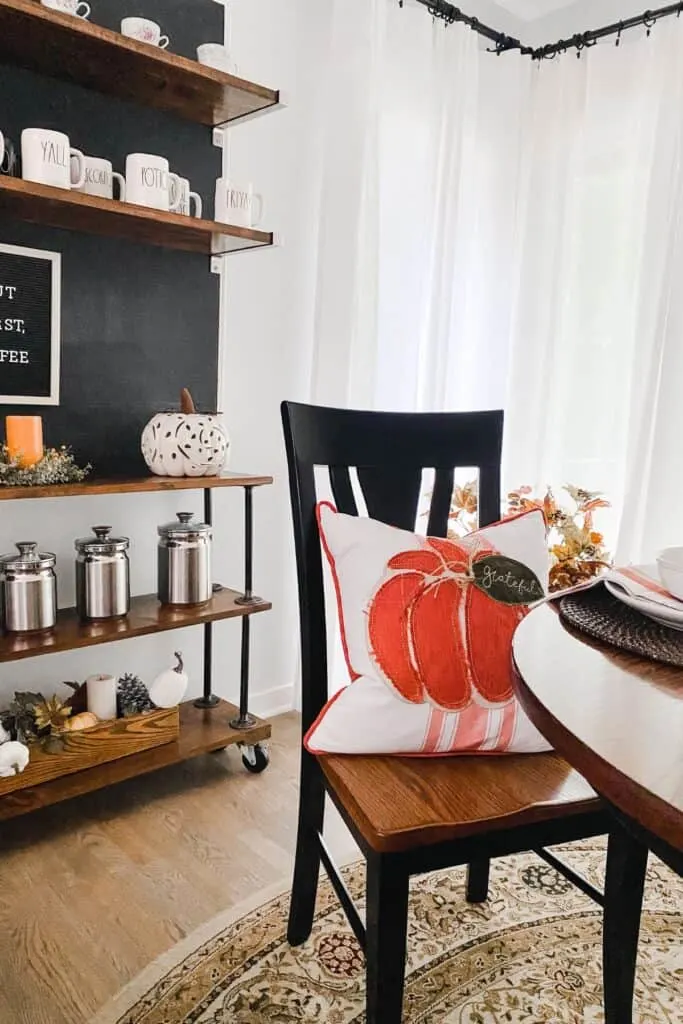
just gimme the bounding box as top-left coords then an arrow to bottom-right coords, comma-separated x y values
21,129 -> 85,190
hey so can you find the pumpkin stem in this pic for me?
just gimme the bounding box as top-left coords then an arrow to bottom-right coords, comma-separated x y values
180,388 -> 196,415
173,652 -> 184,675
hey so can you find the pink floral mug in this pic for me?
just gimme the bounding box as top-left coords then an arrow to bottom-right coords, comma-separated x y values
121,17 -> 169,48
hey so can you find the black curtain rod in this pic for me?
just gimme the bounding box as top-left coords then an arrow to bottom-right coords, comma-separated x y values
409,0 -> 521,51
409,0 -> 683,59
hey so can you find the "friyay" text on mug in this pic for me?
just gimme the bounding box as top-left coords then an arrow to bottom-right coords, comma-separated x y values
214,178 -> 264,228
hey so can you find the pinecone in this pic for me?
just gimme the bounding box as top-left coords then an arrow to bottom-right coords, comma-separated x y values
117,674 -> 154,717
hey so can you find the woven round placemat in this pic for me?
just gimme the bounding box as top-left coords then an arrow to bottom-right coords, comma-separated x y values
559,582 -> 683,667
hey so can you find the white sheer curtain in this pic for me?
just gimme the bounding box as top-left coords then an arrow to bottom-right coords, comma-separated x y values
308,7 -> 683,561
503,23 -> 683,561
306,0 -> 526,416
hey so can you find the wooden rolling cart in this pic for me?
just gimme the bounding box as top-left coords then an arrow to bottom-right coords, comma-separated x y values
0,0 -> 282,818
0,474 -> 273,821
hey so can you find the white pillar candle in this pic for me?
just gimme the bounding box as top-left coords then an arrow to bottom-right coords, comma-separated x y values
86,674 -> 118,721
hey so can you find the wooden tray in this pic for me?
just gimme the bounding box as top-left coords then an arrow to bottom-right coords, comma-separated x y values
0,705 -> 179,796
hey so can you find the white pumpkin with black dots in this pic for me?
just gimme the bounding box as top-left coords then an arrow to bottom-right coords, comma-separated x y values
141,388 -> 230,477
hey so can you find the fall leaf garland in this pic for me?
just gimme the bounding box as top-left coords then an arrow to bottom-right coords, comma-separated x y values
447,483 -> 611,592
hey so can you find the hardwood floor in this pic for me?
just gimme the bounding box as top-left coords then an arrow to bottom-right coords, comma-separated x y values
0,712 -> 354,1024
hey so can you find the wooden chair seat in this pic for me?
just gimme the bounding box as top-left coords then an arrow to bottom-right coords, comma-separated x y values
320,752 -> 601,853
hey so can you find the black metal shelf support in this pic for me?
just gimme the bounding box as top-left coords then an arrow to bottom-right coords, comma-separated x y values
232,484 -> 265,730
194,486 -> 220,709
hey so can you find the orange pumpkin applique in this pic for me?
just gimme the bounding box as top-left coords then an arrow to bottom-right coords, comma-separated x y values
367,535 -> 541,712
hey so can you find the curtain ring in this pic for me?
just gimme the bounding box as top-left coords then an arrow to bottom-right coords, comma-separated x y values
615,22 -> 623,46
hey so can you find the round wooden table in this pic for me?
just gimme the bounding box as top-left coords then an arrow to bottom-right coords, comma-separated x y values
513,601 -> 683,1023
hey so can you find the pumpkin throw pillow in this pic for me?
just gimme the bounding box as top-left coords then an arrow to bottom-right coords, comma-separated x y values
307,503 -> 552,756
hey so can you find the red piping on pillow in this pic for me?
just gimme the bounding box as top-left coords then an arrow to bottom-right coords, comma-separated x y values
304,685 -> 348,754
315,501 -> 360,682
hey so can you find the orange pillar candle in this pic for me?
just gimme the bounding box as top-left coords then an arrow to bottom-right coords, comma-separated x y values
5,416 -> 44,467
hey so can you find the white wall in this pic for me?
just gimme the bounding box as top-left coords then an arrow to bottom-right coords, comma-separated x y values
213,0 -> 333,716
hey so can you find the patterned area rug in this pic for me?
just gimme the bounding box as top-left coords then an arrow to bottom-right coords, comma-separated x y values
94,841 -> 683,1023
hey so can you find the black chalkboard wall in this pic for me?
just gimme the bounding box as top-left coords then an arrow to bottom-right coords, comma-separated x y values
0,0 -> 223,474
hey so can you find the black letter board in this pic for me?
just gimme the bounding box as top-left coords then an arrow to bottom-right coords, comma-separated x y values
0,243 -> 60,405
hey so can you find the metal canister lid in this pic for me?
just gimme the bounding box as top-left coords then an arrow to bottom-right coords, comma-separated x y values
75,526 -> 129,555
158,512 -> 212,540
0,541 -> 56,571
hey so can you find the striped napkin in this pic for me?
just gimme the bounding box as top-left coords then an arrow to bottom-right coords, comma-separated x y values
605,564 -> 683,611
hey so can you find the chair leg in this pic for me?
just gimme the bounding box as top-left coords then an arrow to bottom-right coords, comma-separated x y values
365,853 -> 410,1024
466,858 -> 490,903
603,820 -> 648,1024
287,752 -> 325,946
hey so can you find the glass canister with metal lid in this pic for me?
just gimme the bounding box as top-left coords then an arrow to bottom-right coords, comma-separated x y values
157,512 -> 212,606
75,526 -> 130,621
0,541 -> 57,633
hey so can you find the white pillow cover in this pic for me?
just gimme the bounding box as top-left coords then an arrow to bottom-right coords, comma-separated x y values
306,503 -> 552,756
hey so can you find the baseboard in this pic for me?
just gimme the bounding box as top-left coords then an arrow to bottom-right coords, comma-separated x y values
249,684 -> 295,720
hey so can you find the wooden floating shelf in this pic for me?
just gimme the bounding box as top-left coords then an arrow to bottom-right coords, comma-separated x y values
0,699 -> 272,821
0,471 -> 274,501
0,0 -> 279,127
0,589 -> 272,664
0,178 -> 273,255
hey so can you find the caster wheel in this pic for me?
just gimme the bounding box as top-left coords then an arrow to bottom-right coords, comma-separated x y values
241,743 -> 269,774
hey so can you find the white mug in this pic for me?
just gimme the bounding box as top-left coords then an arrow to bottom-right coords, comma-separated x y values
172,177 -> 202,218
214,178 -> 265,228
21,129 -> 85,190
0,131 -> 18,176
125,153 -> 179,211
196,43 -> 236,74
41,0 -> 90,17
74,155 -> 125,200
121,17 -> 169,48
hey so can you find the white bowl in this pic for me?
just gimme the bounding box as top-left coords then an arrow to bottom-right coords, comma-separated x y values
656,547 -> 683,600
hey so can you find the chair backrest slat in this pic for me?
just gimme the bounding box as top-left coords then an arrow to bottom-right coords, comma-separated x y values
281,402 -> 504,733
356,466 -> 423,530
329,466 -> 359,516
427,466 -> 456,537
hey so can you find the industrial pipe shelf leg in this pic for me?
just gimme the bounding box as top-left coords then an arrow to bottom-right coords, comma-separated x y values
232,485 -> 261,729
195,487 -> 220,709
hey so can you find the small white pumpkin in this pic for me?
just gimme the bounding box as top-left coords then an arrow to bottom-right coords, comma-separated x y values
141,388 -> 230,478
149,652 -> 189,708
0,740 -> 29,778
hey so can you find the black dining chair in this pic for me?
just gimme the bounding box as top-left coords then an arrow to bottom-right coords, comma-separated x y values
281,401 -> 614,1024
